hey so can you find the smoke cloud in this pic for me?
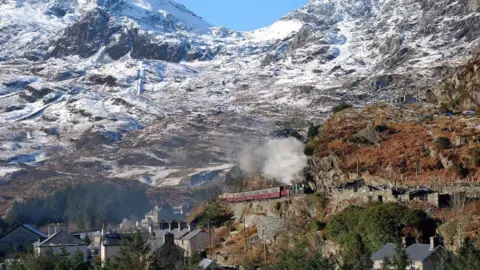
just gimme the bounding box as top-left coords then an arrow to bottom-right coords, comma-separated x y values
238,138 -> 308,185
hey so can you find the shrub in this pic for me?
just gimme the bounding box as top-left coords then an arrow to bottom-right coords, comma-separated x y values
434,137 -> 451,150
375,124 -> 389,132
304,141 -> 315,156
455,163 -> 469,178
308,124 -> 321,139
197,201 -> 233,228
468,147 -> 480,167
273,201 -> 282,211
326,203 -> 436,263
332,102 -> 353,113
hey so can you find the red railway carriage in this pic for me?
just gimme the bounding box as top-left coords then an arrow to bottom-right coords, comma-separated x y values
219,183 -> 310,203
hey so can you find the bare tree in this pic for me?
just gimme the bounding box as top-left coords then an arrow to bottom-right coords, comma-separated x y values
452,192 -> 471,249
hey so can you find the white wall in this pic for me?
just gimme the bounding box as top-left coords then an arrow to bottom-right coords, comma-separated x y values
101,244 -> 121,265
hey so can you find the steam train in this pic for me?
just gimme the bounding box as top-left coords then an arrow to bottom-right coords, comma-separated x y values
218,184 -> 311,203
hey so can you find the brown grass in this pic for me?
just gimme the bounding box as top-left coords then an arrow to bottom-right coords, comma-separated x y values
313,104 -> 480,184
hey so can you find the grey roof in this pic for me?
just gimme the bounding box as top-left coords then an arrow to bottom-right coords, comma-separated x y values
371,243 -> 443,262
147,239 -> 164,254
34,230 -> 87,247
180,229 -> 204,241
371,243 -> 396,261
22,224 -> 47,238
198,258 -> 214,269
153,228 -> 190,241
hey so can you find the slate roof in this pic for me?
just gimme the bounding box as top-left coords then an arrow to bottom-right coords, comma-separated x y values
33,230 -> 87,247
198,258 -> 214,269
0,224 -> 47,240
180,229 -> 204,241
371,243 -> 443,262
153,228 -> 190,242
22,224 -> 47,238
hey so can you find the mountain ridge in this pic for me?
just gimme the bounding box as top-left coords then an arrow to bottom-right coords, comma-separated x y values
0,0 -> 480,208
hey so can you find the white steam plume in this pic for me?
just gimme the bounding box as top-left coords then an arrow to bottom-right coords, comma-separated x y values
238,138 -> 308,185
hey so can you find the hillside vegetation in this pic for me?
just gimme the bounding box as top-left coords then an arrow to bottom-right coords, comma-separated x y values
312,103 -> 480,184
4,182 -> 150,230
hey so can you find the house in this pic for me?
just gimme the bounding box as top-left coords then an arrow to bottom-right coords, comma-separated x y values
33,229 -> 88,262
371,237 -> 444,270
100,233 -> 122,266
0,224 -> 47,258
175,229 -> 209,257
390,94 -> 418,107
150,232 -> 185,269
118,218 -> 137,233
143,204 -> 175,226
147,222 -> 191,252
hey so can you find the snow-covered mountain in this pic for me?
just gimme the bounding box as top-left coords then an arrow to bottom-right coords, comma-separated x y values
0,0 -> 479,192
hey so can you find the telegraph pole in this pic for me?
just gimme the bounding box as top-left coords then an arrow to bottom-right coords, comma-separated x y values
243,216 -> 247,253
356,155 -> 359,176
263,228 -> 267,267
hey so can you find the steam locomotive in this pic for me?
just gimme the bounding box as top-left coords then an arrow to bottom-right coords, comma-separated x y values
218,183 -> 311,203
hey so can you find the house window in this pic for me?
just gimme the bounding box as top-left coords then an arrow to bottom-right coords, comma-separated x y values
378,196 -> 383,202
410,261 -> 415,270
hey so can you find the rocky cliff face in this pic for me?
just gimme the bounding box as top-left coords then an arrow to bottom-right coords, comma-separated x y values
1,0 -> 480,206
428,53 -> 480,112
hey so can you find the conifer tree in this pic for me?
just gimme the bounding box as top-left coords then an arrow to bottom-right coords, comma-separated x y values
113,230 -> 152,270
392,242 -> 409,270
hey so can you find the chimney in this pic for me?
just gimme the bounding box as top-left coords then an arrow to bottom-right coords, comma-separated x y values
49,223 -> 68,235
430,236 -> 440,250
48,224 -> 54,236
402,236 -> 415,248
164,232 -> 174,244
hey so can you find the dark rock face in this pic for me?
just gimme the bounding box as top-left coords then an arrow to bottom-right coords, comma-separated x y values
430,53 -> 480,111
48,8 -> 217,62
20,85 -> 55,102
270,128 -> 304,141
130,32 -> 190,62
88,75 -> 117,86
49,8 -> 109,58
103,24 -> 133,60
4,104 -> 26,112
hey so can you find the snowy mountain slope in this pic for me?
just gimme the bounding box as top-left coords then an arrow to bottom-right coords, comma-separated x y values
0,0 -> 480,197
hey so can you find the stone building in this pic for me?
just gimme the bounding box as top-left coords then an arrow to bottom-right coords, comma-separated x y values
0,224 -> 47,258
175,229 -> 208,257
33,228 -> 88,262
151,232 -> 185,269
371,237 -> 444,270
390,94 -> 418,107
100,233 -> 122,266
428,193 -> 452,208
